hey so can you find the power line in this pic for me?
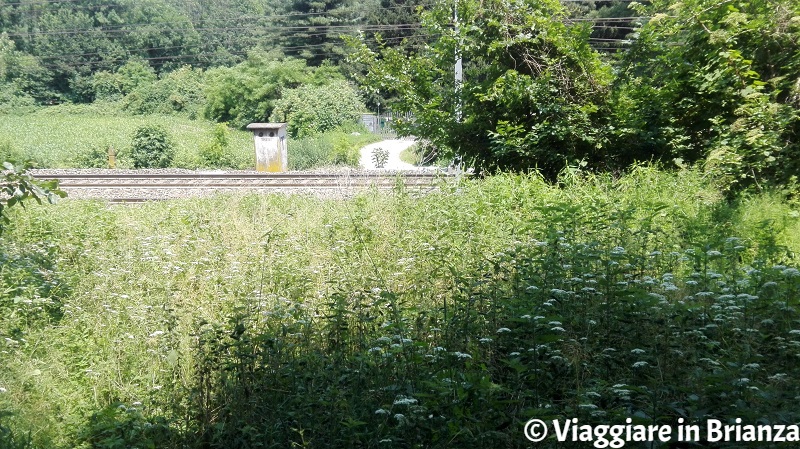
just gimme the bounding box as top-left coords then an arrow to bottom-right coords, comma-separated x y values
34,33 -> 442,69
3,22 -> 425,38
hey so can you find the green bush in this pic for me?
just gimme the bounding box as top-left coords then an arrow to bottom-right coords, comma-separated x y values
129,125 -> 174,169
371,146 -> 389,168
76,404 -> 174,449
289,129 -> 380,170
0,86 -> 35,115
198,123 -> 234,168
74,145 -> 113,169
90,59 -> 157,102
124,66 -> 205,118
270,80 -> 364,137
203,53 -> 310,128
287,134 -> 330,170
330,134 -> 360,166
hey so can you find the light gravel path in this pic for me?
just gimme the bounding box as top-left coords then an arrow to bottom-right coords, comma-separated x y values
360,139 -> 421,170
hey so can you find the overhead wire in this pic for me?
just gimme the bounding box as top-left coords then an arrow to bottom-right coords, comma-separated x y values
1,0 -> 645,65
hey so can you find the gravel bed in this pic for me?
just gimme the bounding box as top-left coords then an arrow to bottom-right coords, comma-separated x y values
30,167 -> 447,177
27,168 -> 450,202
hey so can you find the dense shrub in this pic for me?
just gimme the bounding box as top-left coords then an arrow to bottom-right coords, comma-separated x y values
90,59 -> 157,102
289,129 -> 379,170
76,404 -> 175,449
203,53 -> 310,128
123,66 -> 205,117
270,80 -> 365,137
75,145 -> 113,169
611,0 -> 800,193
129,125 -> 174,169
0,87 -> 35,114
0,412 -> 32,449
198,123 -> 234,168
352,0 -> 612,177
0,141 -> 28,166
3,170 -> 800,447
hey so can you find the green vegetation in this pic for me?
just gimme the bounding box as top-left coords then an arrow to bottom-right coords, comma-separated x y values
290,129 -> 381,170
202,53 -> 311,129
271,80 -> 365,137
398,145 -> 420,166
352,0 -> 612,178
130,125 -> 175,169
2,0 -> 800,446
354,0 -> 800,191
0,107 -> 254,169
1,169 -> 800,447
0,163 -> 64,235
198,123 -> 235,169
371,146 -> 389,168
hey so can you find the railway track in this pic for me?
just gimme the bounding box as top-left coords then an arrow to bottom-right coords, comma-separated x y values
33,170 -> 455,202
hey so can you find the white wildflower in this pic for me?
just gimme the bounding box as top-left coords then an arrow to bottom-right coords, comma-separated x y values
393,397 -> 418,406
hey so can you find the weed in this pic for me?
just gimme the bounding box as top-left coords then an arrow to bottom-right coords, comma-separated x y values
0,169 -> 799,448
371,146 -> 389,168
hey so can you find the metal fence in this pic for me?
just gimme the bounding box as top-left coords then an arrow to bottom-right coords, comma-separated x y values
361,112 -> 413,138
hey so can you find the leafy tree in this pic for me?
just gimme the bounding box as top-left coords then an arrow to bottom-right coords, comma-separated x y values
91,58 -> 157,101
203,52 -> 311,128
351,0 -> 612,177
0,33 -> 52,103
264,0 -> 364,66
124,65 -> 206,117
1,0 -> 199,102
612,0 -> 800,193
270,80 -> 365,136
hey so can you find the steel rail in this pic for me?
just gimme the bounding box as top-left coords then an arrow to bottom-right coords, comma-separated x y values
34,171 -> 457,201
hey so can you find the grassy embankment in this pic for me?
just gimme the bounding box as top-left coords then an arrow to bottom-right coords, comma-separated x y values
0,106 -> 380,170
1,168 -> 800,448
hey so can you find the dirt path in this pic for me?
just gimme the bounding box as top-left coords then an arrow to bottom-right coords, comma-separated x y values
359,139 -> 421,170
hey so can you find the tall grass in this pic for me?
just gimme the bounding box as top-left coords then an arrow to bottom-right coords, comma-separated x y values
1,167 -> 799,448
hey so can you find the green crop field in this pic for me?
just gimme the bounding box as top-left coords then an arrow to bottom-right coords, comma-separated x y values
0,106 -> 381,171
0,106 -> 255,169
2,168 -> 800,448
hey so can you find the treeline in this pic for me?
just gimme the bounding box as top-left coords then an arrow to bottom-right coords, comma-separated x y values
0,0 -> 424,104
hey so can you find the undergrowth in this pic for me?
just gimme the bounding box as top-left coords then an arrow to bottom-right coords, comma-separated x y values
1,167 -> 799,448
